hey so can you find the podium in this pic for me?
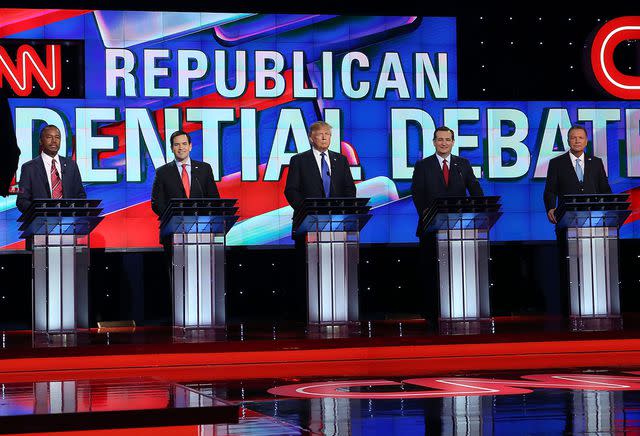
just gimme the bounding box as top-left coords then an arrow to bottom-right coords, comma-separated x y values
292,198 -> 371,324
159,198 -> 238,328
421,196 -> 502,325
555,194 -> 630,326
18,199 -> 103,333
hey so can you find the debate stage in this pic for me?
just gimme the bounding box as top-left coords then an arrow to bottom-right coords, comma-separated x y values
3,316 -> 640,434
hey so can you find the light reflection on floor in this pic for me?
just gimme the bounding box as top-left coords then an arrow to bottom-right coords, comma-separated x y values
189,370 -> 640,435
3,371 -> 640,435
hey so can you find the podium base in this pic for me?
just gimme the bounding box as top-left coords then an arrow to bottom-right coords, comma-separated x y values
172,326 -> 227,343
306,321 -> 361,338
439,318 -> 495,336
31,330 -> 90,348
570,316 -> 623,332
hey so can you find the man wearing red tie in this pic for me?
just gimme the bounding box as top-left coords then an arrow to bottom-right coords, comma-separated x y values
151,130 -> 219,218
411,126 -> 483,234
16,125 -> 86,213
410,126 -> 483,325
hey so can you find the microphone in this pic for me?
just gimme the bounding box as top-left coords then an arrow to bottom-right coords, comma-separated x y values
192,171 -> 204,197
327,155 -> 336,197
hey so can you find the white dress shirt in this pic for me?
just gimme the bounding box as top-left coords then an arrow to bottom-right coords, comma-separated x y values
175,157 -> 192,183
41,152 -> 62,196
312,147 -> 331,177
435,153 -> 451,170
569,152 -> 584,179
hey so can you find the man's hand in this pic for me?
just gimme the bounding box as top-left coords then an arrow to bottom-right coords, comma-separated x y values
547,208 -> 557,224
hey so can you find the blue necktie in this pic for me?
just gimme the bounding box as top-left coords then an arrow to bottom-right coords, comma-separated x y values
576,158 -> 583,182
321,152 -> 331,197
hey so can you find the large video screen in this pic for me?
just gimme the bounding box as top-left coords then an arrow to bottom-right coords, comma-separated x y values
0,11 -> 638,249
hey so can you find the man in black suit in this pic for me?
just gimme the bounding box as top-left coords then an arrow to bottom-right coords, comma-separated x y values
543,124 -> 611,315
410,126 -> 484,326
544,125 -> 611,223
284,121 -> 356,319
151,130 -> 220,218
16,125 -> 86,213
411,126 -> 484,233
284,120 -> 356,210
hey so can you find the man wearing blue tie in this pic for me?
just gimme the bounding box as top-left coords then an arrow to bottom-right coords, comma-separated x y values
284,121 -> 356,315
543,124 -> 611,315
544,125 -> 611,223
284,121 -> 356,211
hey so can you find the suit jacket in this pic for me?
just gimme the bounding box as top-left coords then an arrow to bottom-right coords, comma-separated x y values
151,159 -> 220,217
284,149 -> 356,211
16,155 -> 86,213
543,152 -> 611,212
411,154 -> 484,235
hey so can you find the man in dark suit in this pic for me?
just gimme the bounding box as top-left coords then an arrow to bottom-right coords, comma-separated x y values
16,125 -> 86,213
151,130 -> 220,218
411,126 -> 484,234
543,124 -> 611,315
544,125 -> 611,223
410,126 -> 484,326
284,121 -> 356,210
284,121 -> 356,319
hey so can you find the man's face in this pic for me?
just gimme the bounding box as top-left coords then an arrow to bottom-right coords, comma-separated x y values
309,127 -> 331,152
569,129 -> 587,156
433,130 -> 454,157
40,127 -> 61,157
171,134 -> 192,161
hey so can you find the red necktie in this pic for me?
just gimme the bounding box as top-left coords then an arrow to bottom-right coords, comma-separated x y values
442,159 -> 449,186
181,163 -> 190,198
51,159 -> 63,199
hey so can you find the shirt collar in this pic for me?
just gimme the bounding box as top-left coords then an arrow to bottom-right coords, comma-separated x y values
175,157 -> 191,167
41,152 -> 60,166
569,152 -> 584,165
435,153 -> 451,165
312,147 -> 329,159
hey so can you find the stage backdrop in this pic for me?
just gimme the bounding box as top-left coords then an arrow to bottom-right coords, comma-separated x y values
0,10 -> 638,249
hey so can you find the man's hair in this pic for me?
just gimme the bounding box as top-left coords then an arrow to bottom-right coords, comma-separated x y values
567,125 -> 588,140
170,130 -> 191,145
39,124 -> 60,140
433,126 -> 455,141
309,121 -> 332,135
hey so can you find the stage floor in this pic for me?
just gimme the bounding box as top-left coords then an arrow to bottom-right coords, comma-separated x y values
2,316 -> 640,434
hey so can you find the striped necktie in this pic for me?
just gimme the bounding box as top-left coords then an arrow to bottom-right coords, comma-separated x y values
51,159 -> 63,199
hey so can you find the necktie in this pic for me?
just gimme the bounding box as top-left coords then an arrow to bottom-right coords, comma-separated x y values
321,152 -> 331,197
442,159 -> 449,186
51,159 -> 63,199
181,163 -> 190,198
575,158 -> 583,183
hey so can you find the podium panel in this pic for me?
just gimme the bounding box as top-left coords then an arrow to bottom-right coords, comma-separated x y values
32,234 -> 90,332
171,232 -> 226,327
556,194 -> 630,326
306,231 -> 360,323
293,198 -> 371,324
159,199 -> 238,329
19,199 -> 102,333
437,228 -> 490,319
567,227 -> 620,318
421,197 -> 501,324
